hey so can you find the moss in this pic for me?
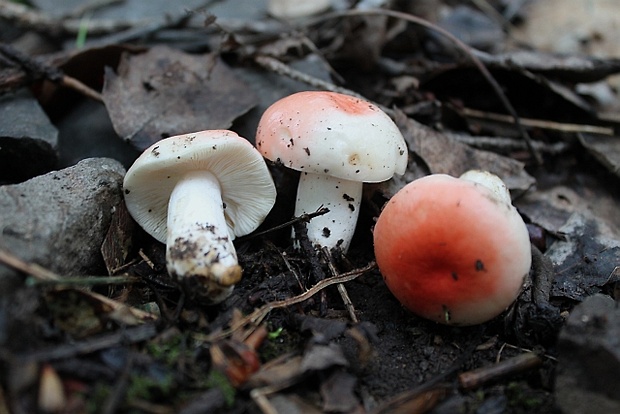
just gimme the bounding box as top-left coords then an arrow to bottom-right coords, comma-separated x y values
126,371 -> 175,401
145,333 -> 188,366
86,383 -> 111,414
505,381 -> 548,411
204,370 -> 236,407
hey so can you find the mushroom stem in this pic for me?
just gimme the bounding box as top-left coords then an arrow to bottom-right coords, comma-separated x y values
295,172 -> 363,252
166,170 -> 242,295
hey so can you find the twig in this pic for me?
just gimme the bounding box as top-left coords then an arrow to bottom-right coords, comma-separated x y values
138,248 -> 156,270
239,207 -> 329,241
59,73 -> 103,101
27,275 -> 142,287
0,247 -> 61,282
0,246 -> 156,323
322,247 -> 358,323
304,8 -> 543,164
447,133 -> 569,155
0,43 -> 103,101
64,0 -> 124,19
197,261 -> 377,343
16,323 -> 159,362
254,55 -> 369,103
271,243 -> 304,291
460,107 -> 614,135
251,380 -> 300,414
458,351 -> 543,390
0,1 -> 146,36
469,0 -> 516,33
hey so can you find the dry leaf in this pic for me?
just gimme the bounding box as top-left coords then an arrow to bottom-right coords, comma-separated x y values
103,46 -> 257,150
394,112 -> 535,193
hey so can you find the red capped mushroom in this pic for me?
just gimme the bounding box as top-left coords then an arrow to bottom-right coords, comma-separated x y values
373,171 -> 531,326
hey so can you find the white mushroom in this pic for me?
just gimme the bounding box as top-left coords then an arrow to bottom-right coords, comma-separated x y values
459,169 -> 512,205
267,0 -> 331,19
123,130 -> 276,303
256,91 -> 408,252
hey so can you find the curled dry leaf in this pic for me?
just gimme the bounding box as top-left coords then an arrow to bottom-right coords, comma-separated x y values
389,112 -> 535,197
103,46 -> 258,150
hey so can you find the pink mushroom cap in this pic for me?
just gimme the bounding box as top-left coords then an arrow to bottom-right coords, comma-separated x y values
373,174 -> 531,326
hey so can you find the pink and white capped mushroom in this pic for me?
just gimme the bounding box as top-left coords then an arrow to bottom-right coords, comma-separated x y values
373,170 -> 531,325
123,130 -> 276,303
256,91 -> 408,252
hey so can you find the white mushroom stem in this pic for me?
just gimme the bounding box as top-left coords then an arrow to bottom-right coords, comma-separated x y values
295,172 -> 363,252
166,170 -> 242,288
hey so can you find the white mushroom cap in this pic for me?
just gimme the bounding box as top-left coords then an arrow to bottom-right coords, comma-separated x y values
268,0 -> 331,19
123,130 -> 277,243
459,170 -> 512,205
256,91 -> 408,183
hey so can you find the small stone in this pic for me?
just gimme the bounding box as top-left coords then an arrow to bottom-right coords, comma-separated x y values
0,158 -> 126,284
555,294 -> 620,414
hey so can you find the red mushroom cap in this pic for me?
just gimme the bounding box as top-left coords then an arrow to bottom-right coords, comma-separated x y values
373,174 -> 531,326
256,91 -> 407,182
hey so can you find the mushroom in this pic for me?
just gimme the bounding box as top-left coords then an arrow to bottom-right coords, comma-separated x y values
256,91 -> 407,252
123,130 -> 276,303
373,171 -> 531,325
268,0 -> 331,19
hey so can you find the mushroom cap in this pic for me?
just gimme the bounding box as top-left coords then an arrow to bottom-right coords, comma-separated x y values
268,0 -> 331,19
373,174 -> 531,326
123,130 -> 277,243
256,91 -> 408,183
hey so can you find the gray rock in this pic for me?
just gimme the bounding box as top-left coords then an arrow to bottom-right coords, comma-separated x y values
555,294 -> 620,414
0,88 -> 59,183
56,98 -> 140,169
0,158 -> 126,284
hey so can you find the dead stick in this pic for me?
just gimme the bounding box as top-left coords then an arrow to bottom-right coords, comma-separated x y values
199,261 -> 377,342
0,43 -> 103,101
322,247 -> 359,323
0,247 -> 60,281
458,352 -> 543,390
460,107 -> 614,136
255,55 -> 367,102
304,9 -> 543,165
16,323 -> 159,362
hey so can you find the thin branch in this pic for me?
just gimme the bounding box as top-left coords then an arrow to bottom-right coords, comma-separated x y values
305,8 -> 544,164
197,261 -> 377,343
15,323 -> 159,362
240,206 -> 329,241
254,55 -> 366,101
447,133 -> 569,155
461,107 -> 614,135
0,43 -> 103,101
322,247 -> 358,323
27,275 -> 142,287
0,247 -> 61,282
458,351 -> 543,390
0,1 -> 145,36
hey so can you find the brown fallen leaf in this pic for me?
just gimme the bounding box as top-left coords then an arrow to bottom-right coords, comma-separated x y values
210,324 -> 267,387
103,45 -> 258,150
101,201 -> 135,276
578,133 -> 620,179
391,112 -> 535,196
